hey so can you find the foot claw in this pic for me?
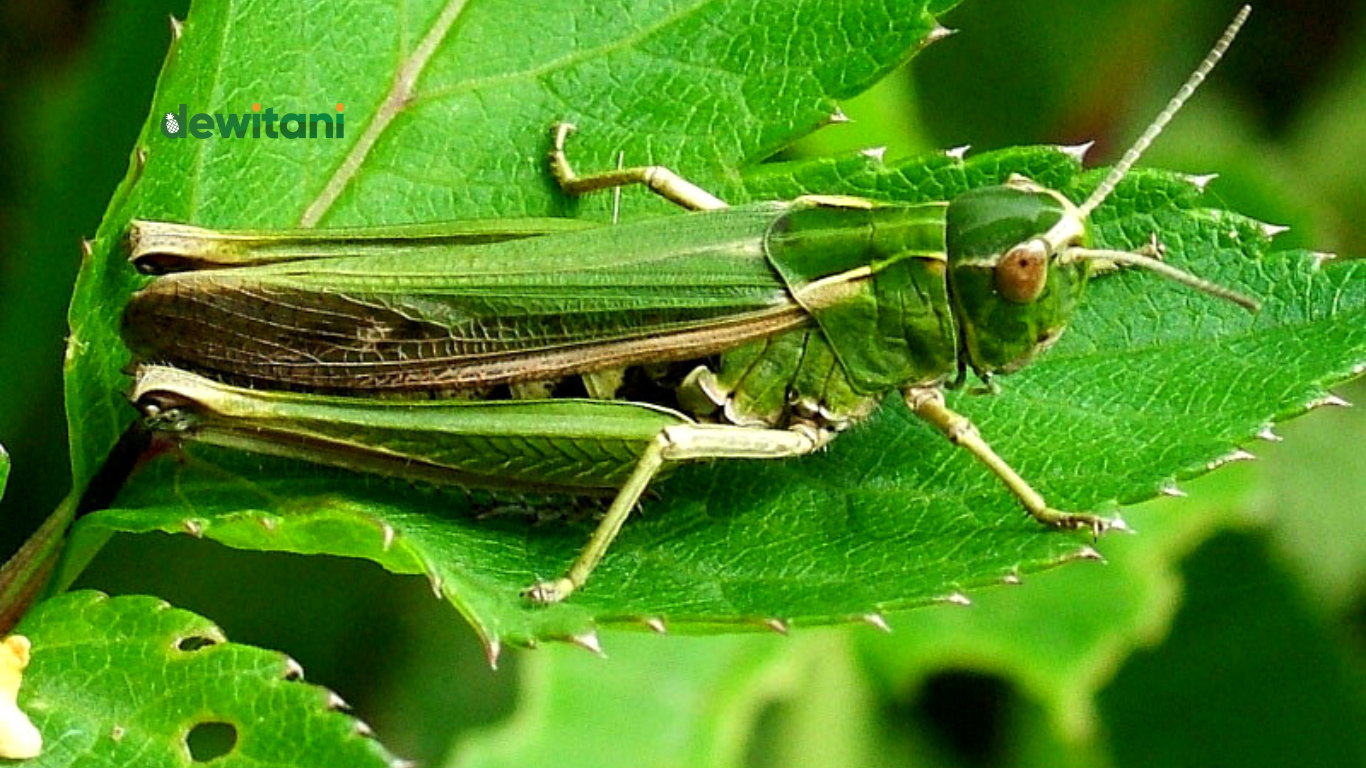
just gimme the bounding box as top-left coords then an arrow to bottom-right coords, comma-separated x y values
522,577 -> 575,605
1084,513 -> 1130,538
1037,508 -> 1126,539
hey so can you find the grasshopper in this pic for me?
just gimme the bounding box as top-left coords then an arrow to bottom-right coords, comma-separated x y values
123,8 -> 1254,604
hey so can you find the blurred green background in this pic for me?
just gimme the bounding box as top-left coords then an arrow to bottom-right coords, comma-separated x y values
1,0 -> 1364,766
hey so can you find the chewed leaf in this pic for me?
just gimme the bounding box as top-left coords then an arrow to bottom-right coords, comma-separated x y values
14,591 -> 402,767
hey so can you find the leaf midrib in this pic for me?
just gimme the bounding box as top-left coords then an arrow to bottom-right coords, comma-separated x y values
300,0 -> 725,227
301,0 -> 473,227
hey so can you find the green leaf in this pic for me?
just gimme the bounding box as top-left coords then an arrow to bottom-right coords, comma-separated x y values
439,473 -> 1347,768
13,591 -> 401,767
448,633 -> 802,768
1256,378 -> 1366,610
850,470 -> 1259,749
439,472 -> 1254,768
63,0 -> 1366,652
446,484 -> 1366,768
1100,531 -> 1366,768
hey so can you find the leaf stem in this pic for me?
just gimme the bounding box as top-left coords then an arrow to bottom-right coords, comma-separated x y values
0,424 -> 153,633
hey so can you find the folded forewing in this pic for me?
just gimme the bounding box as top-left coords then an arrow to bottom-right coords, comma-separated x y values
125,204 -> 808,392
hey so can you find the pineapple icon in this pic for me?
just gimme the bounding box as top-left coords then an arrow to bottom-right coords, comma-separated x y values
164,112 -> 180,134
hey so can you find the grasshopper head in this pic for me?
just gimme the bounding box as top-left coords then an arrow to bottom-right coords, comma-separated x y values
939,6 -> 1256,384
945,176 -> 1090,380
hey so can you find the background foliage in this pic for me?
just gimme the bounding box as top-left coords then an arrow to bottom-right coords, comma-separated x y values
0,0 -> 1363,766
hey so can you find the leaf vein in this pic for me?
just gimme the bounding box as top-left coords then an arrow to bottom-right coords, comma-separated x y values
300,0 -> 474,227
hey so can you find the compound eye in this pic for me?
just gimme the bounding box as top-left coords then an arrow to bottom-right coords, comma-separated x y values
995,240 -> 1049,303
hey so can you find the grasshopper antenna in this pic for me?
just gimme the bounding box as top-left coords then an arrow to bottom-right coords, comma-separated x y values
1076,5 -> 1251,220
1064,243 -> 1261,310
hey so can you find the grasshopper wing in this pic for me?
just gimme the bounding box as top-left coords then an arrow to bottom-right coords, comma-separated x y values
125,204 -> 807,392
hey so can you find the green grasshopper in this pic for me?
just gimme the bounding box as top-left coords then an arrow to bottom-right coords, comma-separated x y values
123,8 -> 1255,604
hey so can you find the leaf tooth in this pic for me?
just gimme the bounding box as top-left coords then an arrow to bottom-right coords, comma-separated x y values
64,337 -> 85,364
937,592 -> 971,607
642,617 -> 667,634
925,24 -> 957,46
943,144 -> 970,161
182,519 -> 204,538
1310,251 -> 1337,270
482,636 -> 502,670
167,14 -> 184,42
1258,221 -> 1291,239
826,106 -> 850,125
79,238 -> 94,262
1181,172 -> 1219,192
282,657 -> 304,681
1057,141 -> 1094,165
568,631 -> 605,657
1256,426 -> 1283,443
1206,448 -> 1256,470
380,523 -> 396,551
1105,514 -> 1133,535
1001,571 -> 1022,586
1308,393 -> 1352,409
1068,545 -> 1106,563
762,617 -> 790,635
390,759 -> 418,768
326,691 -> 349,711
861,613 -> 891,633
859,146 -> 887,163
1160,483 -> 1188,498
354,719 -> 375,738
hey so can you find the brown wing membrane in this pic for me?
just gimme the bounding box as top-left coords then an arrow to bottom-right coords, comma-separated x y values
124,204 -> 810,392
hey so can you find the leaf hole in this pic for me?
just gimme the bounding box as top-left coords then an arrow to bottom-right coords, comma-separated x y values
185,721 -> 237,762
908,669 -> 1017,766
176,634 -> 218,652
